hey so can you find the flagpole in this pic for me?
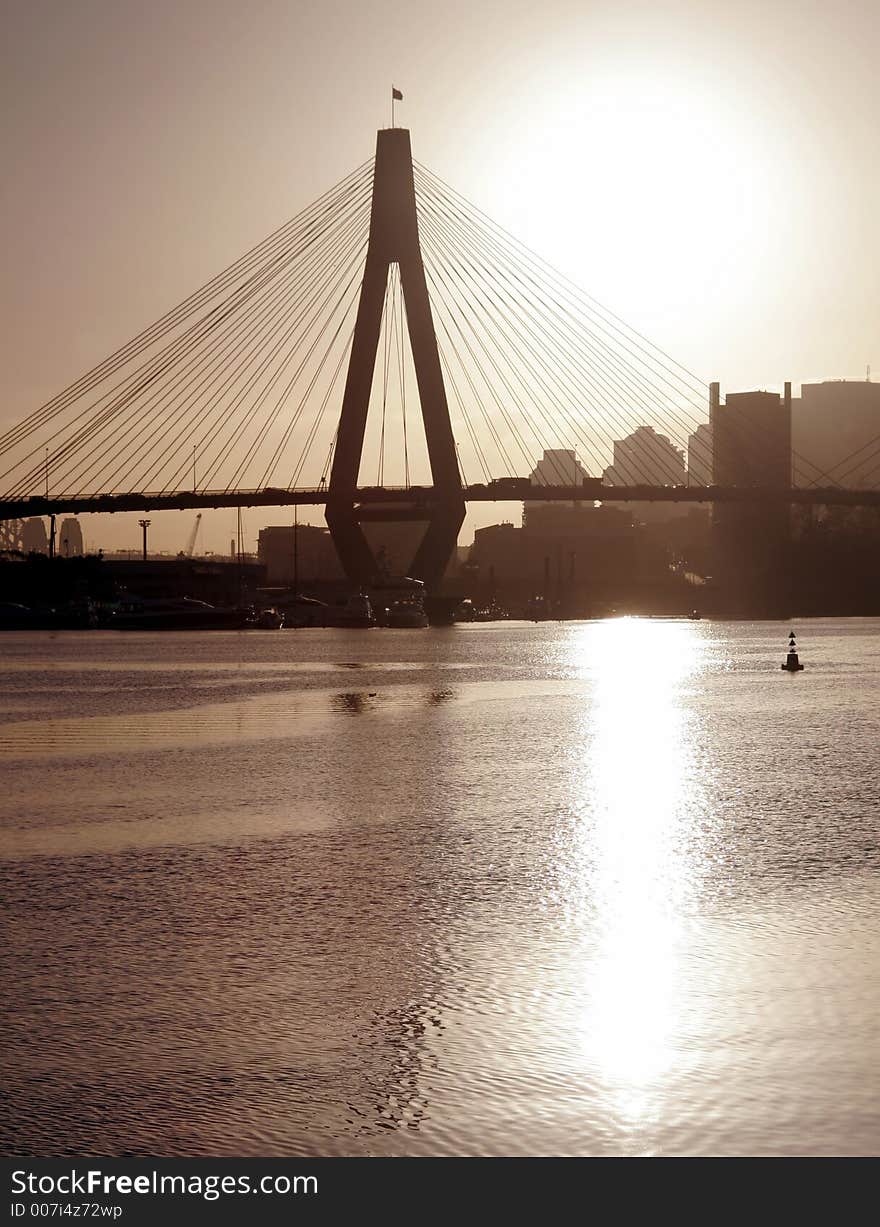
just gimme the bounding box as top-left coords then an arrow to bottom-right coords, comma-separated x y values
391,87 -> 395,128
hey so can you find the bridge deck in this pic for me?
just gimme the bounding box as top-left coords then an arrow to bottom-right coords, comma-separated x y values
2,483 -> 879,521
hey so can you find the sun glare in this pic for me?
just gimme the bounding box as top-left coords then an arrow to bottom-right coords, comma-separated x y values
488,65 -> 783,335
566,619 -> 708,1121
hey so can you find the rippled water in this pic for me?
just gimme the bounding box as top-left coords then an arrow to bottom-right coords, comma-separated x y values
1,619 -> 878,1156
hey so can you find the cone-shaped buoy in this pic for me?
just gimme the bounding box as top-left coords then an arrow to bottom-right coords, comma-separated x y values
782,630 -> 804,671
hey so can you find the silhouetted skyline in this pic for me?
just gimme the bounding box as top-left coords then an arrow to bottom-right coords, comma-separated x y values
2,0 -> 877,555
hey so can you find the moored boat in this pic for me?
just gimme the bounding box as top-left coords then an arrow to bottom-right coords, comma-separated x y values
326,591 -> 375,628
387,598 -> 429,628
0,602 -> 39,630
252,606 -> 284,629
109,597 -> 247,630
275,594 -> 328,627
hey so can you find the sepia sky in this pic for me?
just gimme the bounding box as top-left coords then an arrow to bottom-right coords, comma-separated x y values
1,0 -> 877,551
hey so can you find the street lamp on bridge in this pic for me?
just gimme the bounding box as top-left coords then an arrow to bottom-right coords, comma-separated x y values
137,518 -> 151,561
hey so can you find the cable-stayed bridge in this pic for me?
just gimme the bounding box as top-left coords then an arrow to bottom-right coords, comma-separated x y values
2,128 -> 878,584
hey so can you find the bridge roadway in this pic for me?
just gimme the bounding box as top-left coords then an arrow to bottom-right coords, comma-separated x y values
2,480 -> 879,522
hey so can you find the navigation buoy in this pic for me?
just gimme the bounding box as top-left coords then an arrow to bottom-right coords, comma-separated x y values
782,629 -> 804,672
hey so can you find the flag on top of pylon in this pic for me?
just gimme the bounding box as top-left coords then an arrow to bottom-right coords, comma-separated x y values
392,87 -> 403,100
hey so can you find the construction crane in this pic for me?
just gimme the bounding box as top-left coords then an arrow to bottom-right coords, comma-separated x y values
183,513 -> 202,557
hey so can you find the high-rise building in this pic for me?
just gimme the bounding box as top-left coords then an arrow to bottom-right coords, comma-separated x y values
687,422 -> 713,486
712,387 -> 791,488
710,383 -> 792,613
529,448 -> 590,486
792,379 -> 880,488
603,426 -> 686,486
525,449 -> 594,531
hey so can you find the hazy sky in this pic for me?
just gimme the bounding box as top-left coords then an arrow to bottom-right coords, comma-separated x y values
2,0 -> 877,551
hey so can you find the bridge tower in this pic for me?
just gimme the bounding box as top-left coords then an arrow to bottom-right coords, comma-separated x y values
326,128 -> 464,589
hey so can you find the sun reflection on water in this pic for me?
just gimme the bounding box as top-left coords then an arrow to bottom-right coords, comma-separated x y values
566,618 -> 709,1130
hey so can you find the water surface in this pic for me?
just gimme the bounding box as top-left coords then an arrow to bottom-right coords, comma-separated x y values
1,619 -> 878,1155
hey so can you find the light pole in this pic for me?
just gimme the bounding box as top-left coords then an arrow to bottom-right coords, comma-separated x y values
138,518 -> 151,561
293,505 -> 299,594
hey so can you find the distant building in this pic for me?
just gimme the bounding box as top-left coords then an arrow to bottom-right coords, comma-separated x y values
525,448 -> 596,531
598,426 -> 687,527
710,383 -> 792,613
257,524 -> 343,585
712,389 -> 791,488
603,426 -> 686,486
529,448 -> 591,486
257,519 -> 449,585
792,379 -> 880,488
59,518 -> 83,557
687,422 -> 713,486
470,504 -> 642,612
470,522 -> 524,594
524,499 -> 633,535
20,518 -> 48,554
113,558 -> 264,602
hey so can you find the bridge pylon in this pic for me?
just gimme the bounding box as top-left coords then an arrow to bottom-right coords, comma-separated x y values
326,128 -> 464,590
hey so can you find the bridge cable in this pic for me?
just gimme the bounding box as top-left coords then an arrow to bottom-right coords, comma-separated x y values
416,171 -> 707,485
106,180 -> 373,495
67,198 -> 370,497
2,178 -> 368,493
414,198 -> 648,480
0,160 -> 374,460
0,163 -> 374,495
418,193 -> 670,486
415,163 -> 838,490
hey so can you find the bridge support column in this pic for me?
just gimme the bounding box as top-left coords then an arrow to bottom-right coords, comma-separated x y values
326,128 -> 464,590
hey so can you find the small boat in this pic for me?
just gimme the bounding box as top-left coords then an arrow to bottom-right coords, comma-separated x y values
0,602 -> 40,630
253,606 -> 284,629
782,629 -> 804,671
327,592 -> 375,628
110,597 -> 247,630
387,598 -> 429,628
369,575 -> 427,627
276,594 -> 327,627
472,601 -> 509,622
526,595 -> 550,622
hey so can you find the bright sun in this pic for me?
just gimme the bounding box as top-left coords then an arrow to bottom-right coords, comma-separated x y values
484,63 -> 785,344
